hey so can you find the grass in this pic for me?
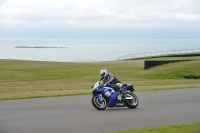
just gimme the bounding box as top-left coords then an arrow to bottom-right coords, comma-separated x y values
104,122 -> 200,133
145,61 -> 200,79
0,59 -> 200,100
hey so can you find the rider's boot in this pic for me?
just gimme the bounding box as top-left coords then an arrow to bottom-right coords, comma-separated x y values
120,91 -> 125,101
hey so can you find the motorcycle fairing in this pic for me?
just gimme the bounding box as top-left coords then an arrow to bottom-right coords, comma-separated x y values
122,84 -> 134,92
107,92 -> 118,107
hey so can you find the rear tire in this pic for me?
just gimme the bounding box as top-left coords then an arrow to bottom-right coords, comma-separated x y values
125,92 -> 139,109
91,95 -> 107,110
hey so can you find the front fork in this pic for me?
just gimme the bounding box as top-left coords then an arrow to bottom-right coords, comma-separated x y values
97,94 -> 103,103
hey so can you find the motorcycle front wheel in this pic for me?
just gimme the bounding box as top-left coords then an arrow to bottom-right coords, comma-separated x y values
125,92 -> 139,109
91,95 -> 107,110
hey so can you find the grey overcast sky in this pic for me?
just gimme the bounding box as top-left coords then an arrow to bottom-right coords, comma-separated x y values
0,0 -> 200,39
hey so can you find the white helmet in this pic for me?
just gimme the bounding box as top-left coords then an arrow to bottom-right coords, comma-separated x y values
100,69 -> 108,80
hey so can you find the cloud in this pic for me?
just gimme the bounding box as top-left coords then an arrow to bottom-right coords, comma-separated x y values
0,0 -> 200,38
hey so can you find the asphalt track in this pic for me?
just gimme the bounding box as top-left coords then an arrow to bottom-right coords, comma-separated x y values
0,88 -> 200,133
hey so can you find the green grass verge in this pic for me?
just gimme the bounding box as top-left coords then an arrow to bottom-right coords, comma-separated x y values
104,122 -> 200,133
0,59 -> 200,100
145,61 -> 200,79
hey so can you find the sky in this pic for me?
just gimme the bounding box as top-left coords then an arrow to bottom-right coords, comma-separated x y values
0,0 -> 200,39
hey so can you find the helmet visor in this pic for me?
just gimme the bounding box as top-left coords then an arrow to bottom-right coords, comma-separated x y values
100,73 -> 104,78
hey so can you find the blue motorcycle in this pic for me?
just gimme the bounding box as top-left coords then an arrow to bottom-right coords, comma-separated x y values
91,81 -> 139,110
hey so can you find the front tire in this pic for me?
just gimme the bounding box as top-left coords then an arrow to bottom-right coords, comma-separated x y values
125,92 -> 139,109
91,95 -> 107,110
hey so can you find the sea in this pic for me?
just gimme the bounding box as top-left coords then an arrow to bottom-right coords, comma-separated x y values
0,38 -> 200,62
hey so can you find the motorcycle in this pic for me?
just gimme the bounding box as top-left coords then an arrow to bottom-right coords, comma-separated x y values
91,81 -> 139,110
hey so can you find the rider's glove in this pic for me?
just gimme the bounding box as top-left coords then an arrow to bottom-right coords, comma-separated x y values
103,83 -> 107,87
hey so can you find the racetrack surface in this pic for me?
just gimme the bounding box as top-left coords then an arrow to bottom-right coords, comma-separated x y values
0,88 -> 200,133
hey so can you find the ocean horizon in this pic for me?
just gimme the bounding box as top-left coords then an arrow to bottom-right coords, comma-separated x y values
0,38 -> 200,62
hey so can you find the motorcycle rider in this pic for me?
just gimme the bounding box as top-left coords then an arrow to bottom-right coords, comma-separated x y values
99,69 -> 123,92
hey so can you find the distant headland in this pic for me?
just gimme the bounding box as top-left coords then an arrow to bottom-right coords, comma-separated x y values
15,46 -> 68,48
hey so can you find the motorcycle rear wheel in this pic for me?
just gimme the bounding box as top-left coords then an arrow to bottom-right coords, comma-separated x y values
125,92 -> 139,109
91,95 -> 107,110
